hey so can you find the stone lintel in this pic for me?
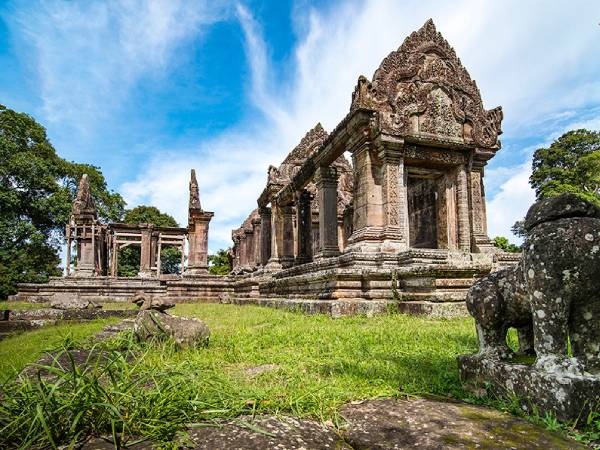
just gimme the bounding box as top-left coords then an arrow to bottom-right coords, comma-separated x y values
458,355 -> 600,422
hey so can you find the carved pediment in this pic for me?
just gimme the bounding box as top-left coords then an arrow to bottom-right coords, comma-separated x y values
351,19 -> 503,149
269,124 -> 329,186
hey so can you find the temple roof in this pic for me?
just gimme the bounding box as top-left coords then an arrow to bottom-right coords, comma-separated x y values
350,19 -> 503,149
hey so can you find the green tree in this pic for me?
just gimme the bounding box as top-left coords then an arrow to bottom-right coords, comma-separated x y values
208,249 -> 232,275
118,205 -> 182,276
0,104 -> 125,298
493,236 -> 521,253
531,129 -> 600,205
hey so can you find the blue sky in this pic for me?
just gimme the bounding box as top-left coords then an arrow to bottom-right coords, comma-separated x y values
1,0 -> 600,252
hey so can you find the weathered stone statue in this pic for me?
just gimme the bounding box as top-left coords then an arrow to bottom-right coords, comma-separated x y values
459,193 -> 600,421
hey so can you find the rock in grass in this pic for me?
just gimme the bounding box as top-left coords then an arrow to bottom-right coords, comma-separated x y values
133,310 -> 210,349
50,294 -> 101,310
131,292 -> 174,312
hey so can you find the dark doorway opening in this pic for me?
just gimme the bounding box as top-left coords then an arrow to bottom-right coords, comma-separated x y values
407,176 -> 438,248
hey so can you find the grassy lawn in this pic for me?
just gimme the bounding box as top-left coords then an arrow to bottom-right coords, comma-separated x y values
1,304 -> 594,448
0,318 -> 121,380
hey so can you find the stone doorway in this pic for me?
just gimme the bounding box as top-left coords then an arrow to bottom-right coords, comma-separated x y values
407,176 -> 438,248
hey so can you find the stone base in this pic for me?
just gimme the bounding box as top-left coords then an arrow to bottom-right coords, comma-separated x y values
458,354 -> 600,422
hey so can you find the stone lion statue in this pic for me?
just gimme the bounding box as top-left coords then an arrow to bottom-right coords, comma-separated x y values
467,193 -> 600,375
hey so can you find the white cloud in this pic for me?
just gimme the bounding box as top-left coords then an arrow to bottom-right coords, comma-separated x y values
16,0 -> 600,252
486,161 -> 536,242
13,0 -> 225,129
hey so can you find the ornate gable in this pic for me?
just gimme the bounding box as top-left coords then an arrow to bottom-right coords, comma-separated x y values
269,124 -> 329,185
351,19 -> 502,149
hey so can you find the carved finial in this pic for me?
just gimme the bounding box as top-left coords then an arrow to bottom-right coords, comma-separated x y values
72,174 -> 97,218
423,18 -> 436,33
189,169 -> 202,211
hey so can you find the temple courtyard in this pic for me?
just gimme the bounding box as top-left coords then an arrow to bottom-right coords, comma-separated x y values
0,302 -> 592,449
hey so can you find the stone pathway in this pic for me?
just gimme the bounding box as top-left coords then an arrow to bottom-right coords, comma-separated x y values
80,398 -> 588,449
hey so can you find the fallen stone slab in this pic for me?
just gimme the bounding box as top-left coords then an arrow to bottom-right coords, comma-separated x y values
2,308 -> 138,321
186,415 -> 349,449
340,398 -> 588,449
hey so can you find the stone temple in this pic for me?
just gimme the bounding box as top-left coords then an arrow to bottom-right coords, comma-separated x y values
12,20 -> 519,316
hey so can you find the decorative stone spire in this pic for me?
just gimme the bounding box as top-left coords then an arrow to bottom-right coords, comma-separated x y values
189,169 -> 202,211
72,174 -> 97,218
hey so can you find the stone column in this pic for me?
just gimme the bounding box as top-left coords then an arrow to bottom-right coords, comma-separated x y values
244,229 -> 254,268
252,218 -> 262,267
71,174 -> 98,277
265,205 -> 283,270
379,146 -> 409,252
280,205 -> 295,268
469,169 -> 494,252
315,166 -> 340,258
139,224 -> 154,277
348,144 -> 383,250
295,190 -> 313,265
185,169 -> 214,276
456,165 -> 471,252
259,207 -> 272,266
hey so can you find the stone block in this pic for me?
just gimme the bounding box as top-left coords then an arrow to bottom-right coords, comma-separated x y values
458,355 -> 600,422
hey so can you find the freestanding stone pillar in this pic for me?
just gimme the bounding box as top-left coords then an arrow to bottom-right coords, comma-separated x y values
315,166 -> 340,258
295,190 -> 313,265
259,207 -> 272,266
185,169 -> 214,276
71,174 -> 98,277
265,205 -> 283,270
138,224 -> 154,277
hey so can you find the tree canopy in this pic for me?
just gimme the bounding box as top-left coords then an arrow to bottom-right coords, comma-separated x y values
208,249 -> 232,275
530,129 -> 600,205
0,104 -> 125,298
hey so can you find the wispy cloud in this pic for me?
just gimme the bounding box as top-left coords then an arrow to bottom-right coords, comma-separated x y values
10,0 -> 226,130
9,0 -> 600,250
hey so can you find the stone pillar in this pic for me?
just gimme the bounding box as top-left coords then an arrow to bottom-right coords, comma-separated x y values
265,205 -> 283,270
232,234 -> 241,270
379,146 -> 409,252
185,170 -> 214,276
259,207 -> 272,266
469,169 -> 494,252
71,174 -> 98,277
295,190 -> 313,265
244,229 -> 254,268
280,205 -> 295,268
139,224 -> 154,277
252,218 -> 262,266
315,166 -> 340,258
456,165 -> 471,252
348,144 -> 383,250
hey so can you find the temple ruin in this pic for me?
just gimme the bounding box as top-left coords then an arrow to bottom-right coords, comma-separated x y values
12,20 -> 518,316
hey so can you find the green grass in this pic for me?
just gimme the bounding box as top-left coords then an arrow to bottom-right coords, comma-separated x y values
0,304 -> 595,448
0,301 -> 50,310
0,319 -> 120,380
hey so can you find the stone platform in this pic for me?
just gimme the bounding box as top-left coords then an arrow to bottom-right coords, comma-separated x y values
458,355 -> 600,422
80,398 -> 586,449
